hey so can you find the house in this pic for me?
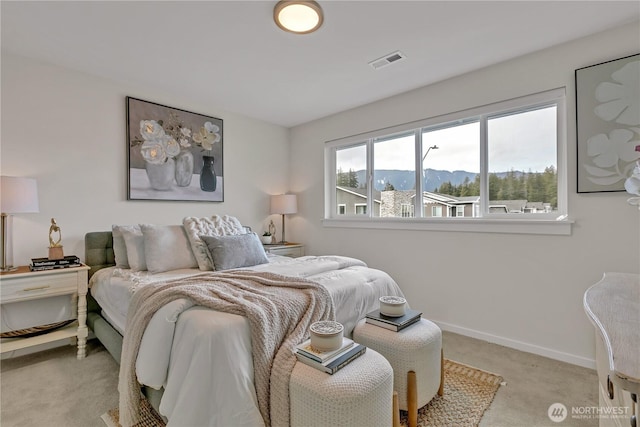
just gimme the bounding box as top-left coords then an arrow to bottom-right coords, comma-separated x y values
1,2 -> 639,424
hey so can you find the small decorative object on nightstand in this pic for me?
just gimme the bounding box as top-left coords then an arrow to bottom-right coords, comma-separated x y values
261,232 -> 273,245
48,218 -> 64,260
0,263 -> 91,359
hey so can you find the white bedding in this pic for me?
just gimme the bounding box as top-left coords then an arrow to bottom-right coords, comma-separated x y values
90,254 -> 405,426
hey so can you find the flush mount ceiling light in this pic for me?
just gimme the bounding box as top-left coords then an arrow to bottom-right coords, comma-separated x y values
274,1 -> 323,34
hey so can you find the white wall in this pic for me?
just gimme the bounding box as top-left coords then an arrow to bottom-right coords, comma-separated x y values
1,53 -> 291,266
289,22 -> 640,367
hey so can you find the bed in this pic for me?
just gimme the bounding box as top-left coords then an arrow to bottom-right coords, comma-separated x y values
84,217 -> 405,426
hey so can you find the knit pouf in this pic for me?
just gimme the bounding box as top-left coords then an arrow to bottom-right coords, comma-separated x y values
353,318 -> 442,413
289,348 -> 393,427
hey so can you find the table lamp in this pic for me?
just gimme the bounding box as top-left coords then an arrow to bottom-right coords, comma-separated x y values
1,176 -> 40,271
270,194 -> 297,244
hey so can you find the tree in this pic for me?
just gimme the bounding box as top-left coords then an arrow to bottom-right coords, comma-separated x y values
337,167 -> 359,188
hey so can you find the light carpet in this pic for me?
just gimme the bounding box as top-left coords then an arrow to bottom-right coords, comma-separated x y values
102,359 -> 502,427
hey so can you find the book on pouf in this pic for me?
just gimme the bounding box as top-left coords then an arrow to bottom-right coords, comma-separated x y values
295,337 -> 354,363
365,308 -> 422,332
295,343 -> 367,374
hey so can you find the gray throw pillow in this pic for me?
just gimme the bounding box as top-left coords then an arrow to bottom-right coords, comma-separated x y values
200,233 -> 269,271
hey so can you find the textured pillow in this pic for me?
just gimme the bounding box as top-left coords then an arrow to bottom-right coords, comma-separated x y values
183,215 -> 246,270
121,225 -> 146,271
111,225 -> 131,268
201,233 -> 269,271
140,224 -> 198,274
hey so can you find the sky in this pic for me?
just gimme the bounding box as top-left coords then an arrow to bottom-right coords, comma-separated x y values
336,106 -> 557,174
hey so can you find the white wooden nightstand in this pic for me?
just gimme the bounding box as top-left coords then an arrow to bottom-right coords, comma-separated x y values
0,264 -> 90,359
263,243 -> 305,258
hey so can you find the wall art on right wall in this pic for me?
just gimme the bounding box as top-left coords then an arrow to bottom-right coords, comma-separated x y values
575,53 -> 639,193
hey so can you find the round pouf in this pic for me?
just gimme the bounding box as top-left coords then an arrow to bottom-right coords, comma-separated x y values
353,318 -> 442,411
289,348 -> 393,427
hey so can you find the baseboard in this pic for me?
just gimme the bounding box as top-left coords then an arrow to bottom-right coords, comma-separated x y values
435,320 -> 596,370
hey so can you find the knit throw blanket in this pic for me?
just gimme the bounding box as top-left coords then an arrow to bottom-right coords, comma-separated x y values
118,270 -> 335,427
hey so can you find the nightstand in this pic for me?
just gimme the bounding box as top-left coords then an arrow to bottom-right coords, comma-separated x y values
263,243 -> 305,258
0,264 -> 90,359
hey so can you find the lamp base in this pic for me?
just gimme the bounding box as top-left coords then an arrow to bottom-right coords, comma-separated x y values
0,266 -> 18,273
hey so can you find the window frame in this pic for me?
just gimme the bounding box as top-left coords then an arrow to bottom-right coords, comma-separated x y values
324,88 -> 572,235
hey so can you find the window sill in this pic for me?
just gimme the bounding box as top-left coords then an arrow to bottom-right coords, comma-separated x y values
322,217 -> 574,236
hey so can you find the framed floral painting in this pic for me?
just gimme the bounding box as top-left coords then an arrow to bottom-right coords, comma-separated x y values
576,53 -> 639,193
127,97 -> 223,201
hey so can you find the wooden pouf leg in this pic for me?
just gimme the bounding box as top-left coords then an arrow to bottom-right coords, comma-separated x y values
393,391 -> 400,427
408,371 -> 417,427
439,348 -> 444,397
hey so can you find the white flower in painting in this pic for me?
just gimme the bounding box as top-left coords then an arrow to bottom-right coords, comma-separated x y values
193,121 -> 221,150
140,140 -> 167,165
179,127 -> 192,147
205,122 -> 220,134
594,60 -> 640,126
164,136 -> 181,158
139,120 -> 166,140
625,161 -> 640,196
586,128 -> 639,168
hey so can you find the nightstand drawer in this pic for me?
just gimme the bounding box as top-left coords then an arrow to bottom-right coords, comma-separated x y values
264,244 -> 305,258
0,272 -> 78,303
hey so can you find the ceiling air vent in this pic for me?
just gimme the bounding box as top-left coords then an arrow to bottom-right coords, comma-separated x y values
368,51 -> 406,70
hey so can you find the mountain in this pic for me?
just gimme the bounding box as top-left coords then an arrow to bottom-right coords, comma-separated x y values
355,169 -> 478,191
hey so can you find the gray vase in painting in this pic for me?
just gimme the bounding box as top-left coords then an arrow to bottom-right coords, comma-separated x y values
200,155 -> 217,192
146,158 -> 175,191
175,150 -> 194,187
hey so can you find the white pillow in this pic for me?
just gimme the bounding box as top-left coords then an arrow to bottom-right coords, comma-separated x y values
183,215 -> 245,271
140,224 -> 198,274
112,225 -> 132,268
121,225 -> 146,271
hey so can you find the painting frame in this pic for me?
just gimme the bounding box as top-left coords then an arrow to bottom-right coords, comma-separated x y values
575,53 -> 640,193
126,96 -> 224,202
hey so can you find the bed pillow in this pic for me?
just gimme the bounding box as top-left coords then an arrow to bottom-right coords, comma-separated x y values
140,224 -> 198,274
183,215 -> 246,271
201,233 -> 269,271
120,225 -> 146,271
111,225 -> 132,268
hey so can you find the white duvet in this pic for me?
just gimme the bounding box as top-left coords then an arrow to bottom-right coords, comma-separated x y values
90,254 -> 405,426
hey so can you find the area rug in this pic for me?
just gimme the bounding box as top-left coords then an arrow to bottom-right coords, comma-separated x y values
102,359 -> 502,427
400,359 -> 504,427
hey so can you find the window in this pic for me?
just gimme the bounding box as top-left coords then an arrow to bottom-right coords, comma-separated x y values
338,204 -> 346,215
324,88 -> 570,235
401,204 -> 414,218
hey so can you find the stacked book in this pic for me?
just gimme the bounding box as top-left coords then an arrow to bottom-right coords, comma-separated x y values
294,337 -> 366,374
30,255 -> 81,271
365,308 -> 422,332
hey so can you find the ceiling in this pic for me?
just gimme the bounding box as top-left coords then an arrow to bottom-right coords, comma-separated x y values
2,1 -> 638,128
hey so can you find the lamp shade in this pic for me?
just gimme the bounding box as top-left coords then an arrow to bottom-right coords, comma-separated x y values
270,194 -> 297,215
1,176 -> 39,214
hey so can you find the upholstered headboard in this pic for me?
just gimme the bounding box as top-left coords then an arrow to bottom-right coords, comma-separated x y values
85,231 -> 115,278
